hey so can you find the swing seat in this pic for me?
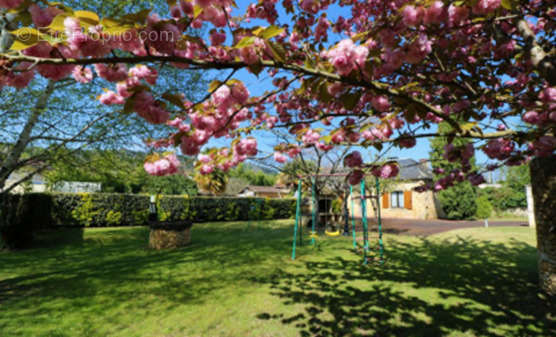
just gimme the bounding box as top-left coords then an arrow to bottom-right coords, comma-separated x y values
325,229 -> 341,237
309,232 -> 319,239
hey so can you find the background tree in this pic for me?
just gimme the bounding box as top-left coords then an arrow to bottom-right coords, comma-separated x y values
430,123 -> 478,220
229,163 -> 277,187
44,148 -> 198,194
194,169 -> 228,195
0,0 -> 210,194
478,164 -> 531,214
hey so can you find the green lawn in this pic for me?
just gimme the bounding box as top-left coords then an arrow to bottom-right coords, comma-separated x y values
0,221 -> 552,337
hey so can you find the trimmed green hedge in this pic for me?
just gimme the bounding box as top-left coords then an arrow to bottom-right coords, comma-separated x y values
3,193 -> 295,229
1,193 -> 53,248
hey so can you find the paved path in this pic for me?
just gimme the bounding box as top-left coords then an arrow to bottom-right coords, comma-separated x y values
345,218 -> 528,236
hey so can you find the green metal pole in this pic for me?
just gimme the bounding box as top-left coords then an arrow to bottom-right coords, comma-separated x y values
350,185 -> 356,249
360,180 -> 369,265
292,180 -> 302,260
376,178 -> 384,264
311,177 -> 317,245
299,198 -> 303,247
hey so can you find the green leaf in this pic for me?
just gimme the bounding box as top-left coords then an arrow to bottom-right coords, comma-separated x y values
123,96 -> 135,114
267,41 -> 286,62
501,0 -> 513,10
47,13 -> 71,32
101,18 -> 133,35
9,28 -> 43,51
340,91 -> 362,110
120,9 -> 151,24
317,81 -> 332,103
75,10 -> 100,26
235,36 -> 256,49
258,26 -> 284,40
252,27 -> 265,36
208,80 -> 222,92
193,5 -> 203,19
248,63 -> 264,76
162,93 -> 185,109
460,122 -> 477,132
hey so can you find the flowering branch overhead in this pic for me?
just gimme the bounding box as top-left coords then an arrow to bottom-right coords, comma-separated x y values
0,0 -> 554,189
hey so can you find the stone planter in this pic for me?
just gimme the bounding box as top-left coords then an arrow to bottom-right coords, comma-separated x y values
148,221 -> 193,250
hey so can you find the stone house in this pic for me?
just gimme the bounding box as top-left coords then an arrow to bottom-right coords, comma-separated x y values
349,159 -> 439,220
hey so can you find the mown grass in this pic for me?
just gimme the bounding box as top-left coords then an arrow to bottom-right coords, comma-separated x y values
0,221 -> 553,337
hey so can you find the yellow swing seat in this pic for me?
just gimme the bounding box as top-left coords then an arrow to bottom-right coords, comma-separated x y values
325,229 -> 341,237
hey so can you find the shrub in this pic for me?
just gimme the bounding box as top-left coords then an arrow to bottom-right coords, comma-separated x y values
1,193 -> 296,234
477,187 -> 526,213
105,210 -> 122,226
437,182 -> 478,220
0,193 -> 53,248
475,195 -> 493,219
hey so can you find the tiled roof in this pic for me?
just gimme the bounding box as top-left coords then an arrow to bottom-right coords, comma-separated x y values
397,159 -> 433,180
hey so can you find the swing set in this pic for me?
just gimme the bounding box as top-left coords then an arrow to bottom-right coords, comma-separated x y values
291,174 -> 385,265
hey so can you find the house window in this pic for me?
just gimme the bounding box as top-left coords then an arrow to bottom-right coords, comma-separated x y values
391,191 -> 404,208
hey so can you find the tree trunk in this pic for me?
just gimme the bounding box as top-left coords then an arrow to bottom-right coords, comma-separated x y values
0,80 -> 56,191
530,155 -> 556,295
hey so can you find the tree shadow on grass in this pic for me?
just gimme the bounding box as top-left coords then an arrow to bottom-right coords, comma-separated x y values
253,236 -> 554,337
0,221 -> 295,325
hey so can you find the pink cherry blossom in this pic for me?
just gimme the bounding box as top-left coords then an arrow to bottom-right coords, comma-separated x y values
198,154 -> 211,163
372,163 -> 399,179
210,30 -> 226,45
235,138 -> 258,156
447,4 -> 468,27
72,67 -> 93,83
344,151 -> 363,168
129,65 -> 158,85
523,111 -> 540,124
144,153 -> 180,176
402,5 -> 420,26
473,0 -> 501,15
371,96 -> 391,112
94,64 -> 128,82
99,90 -> 125,105
539,87 -> 556,102
3,63 -> 35,89
423,1 -> 444,25
274,152 -> 287,163
348,170 -> 364,185
212,85 -> 232,109
287,147 -> 301,158
468,173 -> 486,186
200,164 -> 214,175
302,129 -> 320,145
0,0 -> 24,9
398,135 -> 416,148
28,4 -> 62,27
483,139 -> 514,160
324,39 -> 368,76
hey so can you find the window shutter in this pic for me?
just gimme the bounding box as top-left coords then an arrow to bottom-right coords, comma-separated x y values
382,193 -> 389,209
404,191 -> 412,210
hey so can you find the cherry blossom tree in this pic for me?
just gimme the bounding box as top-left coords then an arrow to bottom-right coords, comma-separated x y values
0,0 -> 554,293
